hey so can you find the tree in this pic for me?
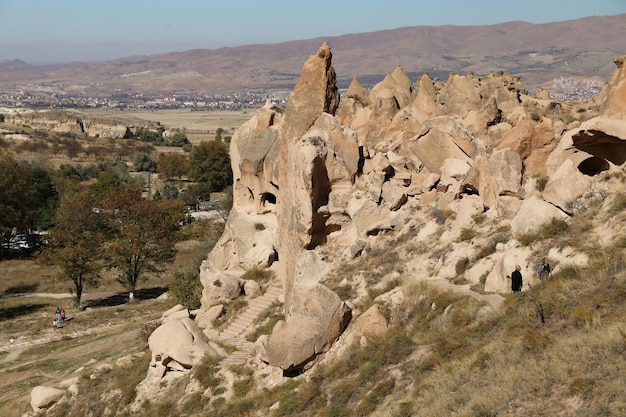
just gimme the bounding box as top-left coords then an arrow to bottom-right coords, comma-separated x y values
169,132 -> 190,147
133,152 -> 157,172
0,151 -> 42,235
40,192 -> 104,309
102,186 -> 184,301
187,140 -> 232,192
157,153 -> 188,180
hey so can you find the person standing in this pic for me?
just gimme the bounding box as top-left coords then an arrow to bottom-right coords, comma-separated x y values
511,265 -> 523,292
538,258 -> 551,280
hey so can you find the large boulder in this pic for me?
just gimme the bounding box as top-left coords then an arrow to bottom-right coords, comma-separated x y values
30,386 -> 65,411
407,116 -> 476,174
510,196 -> 569,236
261,283 -> 351,371
542,159 -> 593,213
148,317 -> 218,370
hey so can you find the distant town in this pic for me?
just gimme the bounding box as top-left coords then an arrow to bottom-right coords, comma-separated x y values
0,86 -> 290,111
0,77 -> 603,110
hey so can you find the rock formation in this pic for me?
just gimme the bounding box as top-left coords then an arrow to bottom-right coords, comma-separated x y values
144,47 -> 626,385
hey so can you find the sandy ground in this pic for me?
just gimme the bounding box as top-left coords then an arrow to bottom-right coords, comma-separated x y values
0,292 -> 167,416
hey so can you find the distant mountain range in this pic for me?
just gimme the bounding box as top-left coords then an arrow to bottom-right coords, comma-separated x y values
1,14 -> 625,97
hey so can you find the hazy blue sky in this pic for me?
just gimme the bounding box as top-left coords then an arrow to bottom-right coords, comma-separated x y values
1,0 -> 625,64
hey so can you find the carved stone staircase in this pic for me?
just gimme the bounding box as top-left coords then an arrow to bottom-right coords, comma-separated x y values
218,282 -> 283,366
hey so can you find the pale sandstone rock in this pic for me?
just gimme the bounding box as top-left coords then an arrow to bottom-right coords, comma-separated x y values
484,242 -> 533,293
488,148 -> 523,196
599,55 -> 626,116
195,304 -> 224,330
262,283 -> 351,371
510,196 -> 569,236
199,267 -> 243,307
149,317 -> 218,369
278,43 -> 340,311
31,386 -> 65,411
244,279 -> 261,296
408,116 -> 475,174
496,116 -> 555,176
542,159 -> 593,213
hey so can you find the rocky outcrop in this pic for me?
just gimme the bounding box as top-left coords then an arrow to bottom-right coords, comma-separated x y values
147,46 -> 626,388
3,109 -> 158,139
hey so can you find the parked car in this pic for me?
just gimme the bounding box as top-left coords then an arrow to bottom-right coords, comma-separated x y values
0,233 -> 46,259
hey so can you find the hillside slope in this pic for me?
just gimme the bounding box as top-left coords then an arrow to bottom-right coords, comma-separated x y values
0,14 -> 625,96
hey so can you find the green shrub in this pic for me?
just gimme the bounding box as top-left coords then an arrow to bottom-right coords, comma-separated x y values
458,227 -> 479,242
193,355 -> 222,389
241,267 -> 275,286
168,270 -> 203,309
455,257 -> 470,276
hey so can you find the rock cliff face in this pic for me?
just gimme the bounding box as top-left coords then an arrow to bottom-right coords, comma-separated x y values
195,47 -> 626,373
3,109 -> 161,139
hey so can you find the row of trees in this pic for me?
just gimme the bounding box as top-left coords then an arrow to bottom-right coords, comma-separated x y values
41,183 -> 185,308
0,138 -> 233,306
0,139 -> 232,235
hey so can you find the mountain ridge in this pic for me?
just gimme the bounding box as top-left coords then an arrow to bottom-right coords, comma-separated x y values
0,14 -> 625,97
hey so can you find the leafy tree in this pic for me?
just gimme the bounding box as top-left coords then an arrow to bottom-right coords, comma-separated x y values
29,165 -> 59,230
169,270 -> 203,309
157,153 -> 188,180
89,171 -> 126,200
40,192 -> 104,309
136,127 -> 163,144
133,152 -> 157,172
0,151 -> 40,235
101,186 -> 184,301
169,132 -> 190,147
187,140 -> 232,192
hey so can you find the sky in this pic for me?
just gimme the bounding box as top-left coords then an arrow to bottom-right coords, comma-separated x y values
1,0 -> 625,65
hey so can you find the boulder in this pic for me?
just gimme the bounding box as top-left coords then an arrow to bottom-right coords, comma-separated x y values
195,304 -> 224,329
542,159 -> 592,213
510,196 -> 569,236
350,304 -> 388,337
148,317 -> 218,370
30,386 -> 65,411
408,116 -> 476,174
262,283 -> 351,371
199,267 -> 243,307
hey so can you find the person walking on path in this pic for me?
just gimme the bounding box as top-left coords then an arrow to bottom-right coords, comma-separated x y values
54,307 -> 62,329
509,265 -> 523,292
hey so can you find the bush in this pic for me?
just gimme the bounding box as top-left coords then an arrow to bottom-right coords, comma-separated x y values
455,257 -> 470,276
193,354 -> 222,389
168,270 -> 203,309
458,227 -> 479,242
132,152 -> 157,172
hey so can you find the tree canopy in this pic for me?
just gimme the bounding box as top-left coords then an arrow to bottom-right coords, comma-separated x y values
41,192 -> 104,308
187,140 -> 232,193
101,186 -> 184,300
